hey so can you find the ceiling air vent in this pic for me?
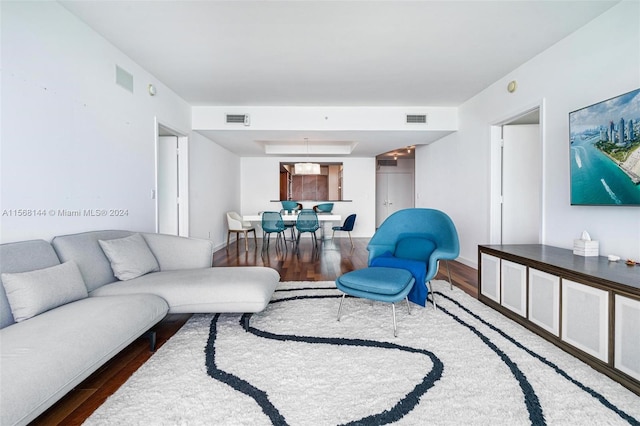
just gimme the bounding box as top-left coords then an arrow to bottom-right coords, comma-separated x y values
226,114 -> 250,126
406,114 -> 427,124
378,159 -> 397,167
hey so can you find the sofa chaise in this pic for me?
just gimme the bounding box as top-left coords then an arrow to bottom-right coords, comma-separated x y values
0,230 -> 280,426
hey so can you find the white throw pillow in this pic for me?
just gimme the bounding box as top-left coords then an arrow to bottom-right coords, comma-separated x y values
98,233 -> 159,281
1,261 -> 89,322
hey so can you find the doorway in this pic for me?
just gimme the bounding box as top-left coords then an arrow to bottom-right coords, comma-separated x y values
156,123 -> 189,236
375,159 -> 415,227
490,107 -> 542,244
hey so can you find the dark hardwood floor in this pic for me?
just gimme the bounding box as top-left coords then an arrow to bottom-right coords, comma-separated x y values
32,237 -> 477,425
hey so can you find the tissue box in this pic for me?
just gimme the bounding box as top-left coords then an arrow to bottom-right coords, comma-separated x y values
573,239 -> 599,257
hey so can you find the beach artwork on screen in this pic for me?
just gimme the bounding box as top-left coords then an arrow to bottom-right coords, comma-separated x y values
570,88 -> 640,206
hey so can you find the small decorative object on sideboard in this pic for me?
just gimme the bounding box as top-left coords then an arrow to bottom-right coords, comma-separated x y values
573,230 -> 599,257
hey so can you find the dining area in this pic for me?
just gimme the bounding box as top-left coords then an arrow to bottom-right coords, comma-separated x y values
226,201 -> 356,254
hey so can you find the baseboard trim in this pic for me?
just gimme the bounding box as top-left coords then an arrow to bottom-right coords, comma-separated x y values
455,256 -> 477,270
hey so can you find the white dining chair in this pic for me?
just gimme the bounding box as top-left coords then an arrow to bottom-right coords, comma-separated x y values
226,211 -> 257,251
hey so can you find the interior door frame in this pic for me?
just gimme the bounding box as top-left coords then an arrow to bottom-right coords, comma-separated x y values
154,118 -> 189,237
489,99 -> 545,245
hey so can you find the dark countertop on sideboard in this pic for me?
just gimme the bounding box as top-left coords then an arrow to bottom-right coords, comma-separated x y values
479,244 -> 640,292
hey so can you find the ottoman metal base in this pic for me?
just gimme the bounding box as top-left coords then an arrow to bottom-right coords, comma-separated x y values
335,267 -> 416,337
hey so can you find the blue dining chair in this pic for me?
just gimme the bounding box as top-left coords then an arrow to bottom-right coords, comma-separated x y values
313,203 -> 334,213
261,211 -> 286,252
281,201 -> 301,241
295,209 -> 320,251
280,200 -> 301,212
331,214 -> 357,247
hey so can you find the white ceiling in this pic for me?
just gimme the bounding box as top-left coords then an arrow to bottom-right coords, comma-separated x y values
59,0 -> 619,157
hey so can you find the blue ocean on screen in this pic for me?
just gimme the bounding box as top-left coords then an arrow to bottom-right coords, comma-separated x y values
571,135 -> 640,205
570,88 -> 640,205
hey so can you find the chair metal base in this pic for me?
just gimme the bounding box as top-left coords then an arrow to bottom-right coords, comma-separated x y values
331,230 -> 354,248
262,231 -> 287,253
428,281 -> 437,310
295,230 -> 318,253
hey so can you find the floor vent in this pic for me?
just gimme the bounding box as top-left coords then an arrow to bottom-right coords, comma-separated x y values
226,114 -> 250,126
406,114 -> 427,124
378,159 -> 397,167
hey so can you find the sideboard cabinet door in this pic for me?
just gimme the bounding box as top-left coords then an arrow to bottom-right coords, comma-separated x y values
615,295 -> 640,381
501,260 -> 527,317
480,253 -> 500,303
528,268 -> 560,336
562,279 -> 609,362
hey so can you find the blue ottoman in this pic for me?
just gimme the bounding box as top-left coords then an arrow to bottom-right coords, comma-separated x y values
336,267 -> 415,337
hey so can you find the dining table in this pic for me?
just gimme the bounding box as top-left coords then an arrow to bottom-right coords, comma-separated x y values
243,213 -> 342,241
242,213 -> 342,223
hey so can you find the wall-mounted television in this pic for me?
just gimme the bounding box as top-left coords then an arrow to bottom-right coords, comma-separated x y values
570,88 -> 640,206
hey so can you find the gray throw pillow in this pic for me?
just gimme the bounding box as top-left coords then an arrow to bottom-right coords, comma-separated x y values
98,233 -> 159,281
1,261 -> 89,322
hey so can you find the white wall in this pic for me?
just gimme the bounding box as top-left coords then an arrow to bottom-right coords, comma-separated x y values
240,157 -> 376,238
189,131 -> 241,249
1,2 -> 192,243
416,1 -> 640,266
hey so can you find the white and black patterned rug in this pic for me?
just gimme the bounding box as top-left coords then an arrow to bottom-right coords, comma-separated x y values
84,281 -> 640,425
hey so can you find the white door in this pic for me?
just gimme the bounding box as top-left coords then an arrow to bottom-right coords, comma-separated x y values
376,172 -> 414,227
502,124 -> 541,244
158,136 -> 179,235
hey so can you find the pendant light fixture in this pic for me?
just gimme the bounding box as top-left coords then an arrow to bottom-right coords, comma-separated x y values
294,138 -> 321,175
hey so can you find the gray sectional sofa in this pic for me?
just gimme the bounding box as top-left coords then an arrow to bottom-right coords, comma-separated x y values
0,230 -> 280,426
